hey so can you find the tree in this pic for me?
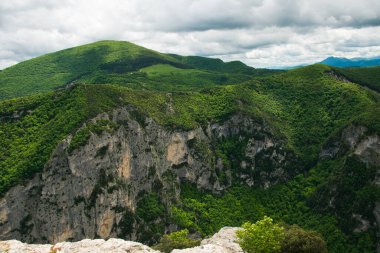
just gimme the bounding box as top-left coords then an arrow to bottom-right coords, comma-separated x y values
281,225 -> 327,253
237,216 -> 285,253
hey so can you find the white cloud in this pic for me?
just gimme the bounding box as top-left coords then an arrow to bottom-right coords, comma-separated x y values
0,0 -> 379,69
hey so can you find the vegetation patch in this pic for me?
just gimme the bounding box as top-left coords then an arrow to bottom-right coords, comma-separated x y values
95,144 -> 109,158
172,158 -> 378,253
68,119 -> 117,154
153,229 -> 201,253
237,217 -> 328,253
237,216 -> 285,253
136,193 -> 165,222
117,209 -> 135,238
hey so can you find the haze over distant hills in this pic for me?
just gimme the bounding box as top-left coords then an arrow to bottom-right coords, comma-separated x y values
319,56 -> 380,68
277,55 -> 380,70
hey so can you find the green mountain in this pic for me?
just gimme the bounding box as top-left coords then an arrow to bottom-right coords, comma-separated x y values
0,40 -> 276,100
0,41 -> 379,252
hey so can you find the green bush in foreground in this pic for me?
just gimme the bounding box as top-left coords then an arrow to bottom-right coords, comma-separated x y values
237,216 -> 285,253
237,217 -> 328,253
153,229 -> 201,253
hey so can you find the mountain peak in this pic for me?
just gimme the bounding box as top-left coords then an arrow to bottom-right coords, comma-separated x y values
0,40 -> 265,100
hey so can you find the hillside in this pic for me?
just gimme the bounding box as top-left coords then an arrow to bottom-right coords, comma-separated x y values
0,42 -> 379,253
332,66 -> 380,92
0,40 -> 276,100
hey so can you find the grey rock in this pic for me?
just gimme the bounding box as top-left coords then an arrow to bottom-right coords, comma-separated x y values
0,227 -> 242,253
0,238 -> 160,253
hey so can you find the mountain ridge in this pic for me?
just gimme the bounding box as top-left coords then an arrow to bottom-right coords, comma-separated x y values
0,40 -> 277,100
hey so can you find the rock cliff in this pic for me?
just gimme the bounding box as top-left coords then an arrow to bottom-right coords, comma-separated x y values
319,124 -> 380,251
0,107 -> 297,244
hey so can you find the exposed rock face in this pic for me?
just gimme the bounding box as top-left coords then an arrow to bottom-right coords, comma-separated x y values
0,227 -> 242,253
325,70 -> 352,83
320,125 -> 380,167
0,108 -> 298,244
320,124 -> 380,251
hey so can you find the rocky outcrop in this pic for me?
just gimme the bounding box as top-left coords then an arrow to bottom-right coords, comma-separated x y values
0,227 -> 242,253
320,124 -> 380,167
0,239 -> 160,253
0,107 -> 298,244
325,70 -> 352,83
0,240 -> 52,253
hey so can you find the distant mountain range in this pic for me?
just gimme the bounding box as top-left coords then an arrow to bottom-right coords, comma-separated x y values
275,55 -> 380,70
319,56 -> 380,68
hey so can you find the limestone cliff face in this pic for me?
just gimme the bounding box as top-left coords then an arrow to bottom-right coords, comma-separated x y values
319,124 -> 380,251
320,124 -> 380,167
0,107 -> 297,244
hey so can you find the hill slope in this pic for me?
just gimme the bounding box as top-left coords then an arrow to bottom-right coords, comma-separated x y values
332,66 -> 380,92
1,64 -> 377,194
0,41 -> 276,100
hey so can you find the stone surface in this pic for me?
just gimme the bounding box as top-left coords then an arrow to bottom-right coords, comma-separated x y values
0,227 -> 242,253
0,240 -> 51,253
53,239 -> 160,253
0,238 -> 160,253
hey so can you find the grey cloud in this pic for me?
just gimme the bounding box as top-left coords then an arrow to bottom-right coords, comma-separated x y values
137,0 -> 380,31
0,0 -> 379,69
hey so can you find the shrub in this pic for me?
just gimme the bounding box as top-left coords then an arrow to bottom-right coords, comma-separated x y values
153,229 -> 201,253
136,193 -> 165,222
281,225 -> 327,253
237,216 -> 285,253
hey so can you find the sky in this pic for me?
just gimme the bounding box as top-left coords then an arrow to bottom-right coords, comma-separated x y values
0,0 -> 380,69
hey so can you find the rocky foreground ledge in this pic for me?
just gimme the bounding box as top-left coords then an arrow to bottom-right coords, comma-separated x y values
0,227 -> 242,253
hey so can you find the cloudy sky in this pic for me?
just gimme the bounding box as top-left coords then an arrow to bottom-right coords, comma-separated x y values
1,0 -> 380,69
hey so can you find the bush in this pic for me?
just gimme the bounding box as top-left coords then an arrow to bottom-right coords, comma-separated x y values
136,193 -> 165,222
153,229 -> 201,253
281,225 -> 327,253
237,216 -> 285,253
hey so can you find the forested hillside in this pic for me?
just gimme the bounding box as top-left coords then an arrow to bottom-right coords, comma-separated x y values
0,41 -> 276,100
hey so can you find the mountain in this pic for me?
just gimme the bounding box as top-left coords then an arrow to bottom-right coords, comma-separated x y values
0,41 -> 379,253
320,56 -> 380,68
0,40 -> 277,100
